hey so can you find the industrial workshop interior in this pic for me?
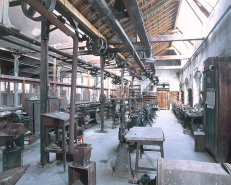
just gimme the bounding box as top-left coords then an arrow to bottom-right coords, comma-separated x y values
0,0 -> 231,184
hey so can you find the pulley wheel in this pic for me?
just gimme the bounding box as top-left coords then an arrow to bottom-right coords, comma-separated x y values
86,36 -> 108,56
21,0 -> 56,22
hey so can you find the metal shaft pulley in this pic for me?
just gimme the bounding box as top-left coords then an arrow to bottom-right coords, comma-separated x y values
21,0 -> 56,21
86,36 -> 108,56
99,93 -> 143,105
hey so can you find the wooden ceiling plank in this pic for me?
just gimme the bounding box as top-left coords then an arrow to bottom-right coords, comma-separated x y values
57,0 -> 106,40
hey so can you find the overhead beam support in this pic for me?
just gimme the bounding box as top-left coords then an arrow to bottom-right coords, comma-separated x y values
0,25 -> 128,81
123,0 -> 155,72
56,0 -> 125,60
78,46 -> 145,55
149,34 -> 205,42
153,55 -> 189,60
89,0 -> 146,71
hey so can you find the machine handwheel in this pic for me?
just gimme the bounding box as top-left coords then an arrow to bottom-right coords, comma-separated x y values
21,0 -> 56,22
7,113 -> 21,123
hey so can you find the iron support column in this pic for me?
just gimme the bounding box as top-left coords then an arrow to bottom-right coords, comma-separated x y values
57,66 -> 60,97
68,35 -> 78,155
120,69 -> 125,131
100,56 -> 105,131
40,20 -> 50,166
13,54 -> 19,107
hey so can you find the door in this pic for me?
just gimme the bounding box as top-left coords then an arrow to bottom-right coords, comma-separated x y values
157,91 -> 167,109
204,69 -> 217,157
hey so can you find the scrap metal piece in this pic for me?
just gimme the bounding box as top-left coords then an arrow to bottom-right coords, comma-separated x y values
0,164 -> 30,185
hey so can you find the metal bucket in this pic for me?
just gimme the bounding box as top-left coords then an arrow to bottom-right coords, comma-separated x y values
73,144 -> 92,166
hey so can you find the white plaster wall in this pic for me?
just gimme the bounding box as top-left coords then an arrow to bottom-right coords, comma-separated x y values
180,0 -> 231,107
134,69 -> 180,92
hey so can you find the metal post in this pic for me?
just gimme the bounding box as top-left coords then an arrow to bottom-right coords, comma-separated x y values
22,80 -> 25,105
88,71 -> 90,101
0,61 -> 1,106
120,69 -> 125,132
40,20 -> 49,166
53,48 -> 56,97
100,56 -> 105,131
13,54 -> 19,107
57,66 -> 60,97
68,35 -> 78,155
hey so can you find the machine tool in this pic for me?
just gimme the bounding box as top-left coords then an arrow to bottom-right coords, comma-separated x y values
0,123 -> 28,171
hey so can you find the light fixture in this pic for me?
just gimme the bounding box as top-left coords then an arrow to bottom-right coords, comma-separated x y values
145,55 -> 155,63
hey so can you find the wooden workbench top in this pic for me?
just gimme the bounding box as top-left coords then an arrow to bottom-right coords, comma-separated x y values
41,112 -> 78,121
125,127 -> 164,142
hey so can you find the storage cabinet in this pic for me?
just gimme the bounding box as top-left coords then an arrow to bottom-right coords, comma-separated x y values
23,100 -> 40,135
203,56 -> 231,163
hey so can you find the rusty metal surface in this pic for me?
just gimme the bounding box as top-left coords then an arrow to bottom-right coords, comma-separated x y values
73,144 -> 92,166
0,123 -> 28,142
0,164 -> 30,185
68,161 -> 96,185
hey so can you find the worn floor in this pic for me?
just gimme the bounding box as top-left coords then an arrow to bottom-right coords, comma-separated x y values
0,110 -> 215,184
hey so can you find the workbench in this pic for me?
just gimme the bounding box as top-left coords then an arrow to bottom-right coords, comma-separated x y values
185,111 -> 203,133
41,112 -> 78,172
125,127 -> 164,179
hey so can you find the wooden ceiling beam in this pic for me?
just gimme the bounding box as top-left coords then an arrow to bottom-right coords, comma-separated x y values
155,66 -> 182,69
171,0 -> 182,47
154,43 -> 171,54
57,0 -> 125,60
57,0 -> 106,40
149,34 -> 205,42
153,55 -> 190,60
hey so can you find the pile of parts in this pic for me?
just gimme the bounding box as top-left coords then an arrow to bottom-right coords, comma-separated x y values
172,102 -> 204,135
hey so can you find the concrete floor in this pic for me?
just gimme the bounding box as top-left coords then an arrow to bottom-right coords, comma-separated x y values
0,110 -> 215,184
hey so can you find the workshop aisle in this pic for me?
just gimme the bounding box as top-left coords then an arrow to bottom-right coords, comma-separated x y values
14,110 -> 214,185
153,110 -> 214,162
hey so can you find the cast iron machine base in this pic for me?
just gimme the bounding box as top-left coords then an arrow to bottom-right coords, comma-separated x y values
68,144 -> 96,185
